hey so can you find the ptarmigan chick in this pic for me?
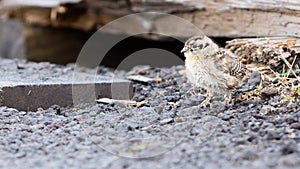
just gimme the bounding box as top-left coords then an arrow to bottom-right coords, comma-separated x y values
181,35 -> 245,107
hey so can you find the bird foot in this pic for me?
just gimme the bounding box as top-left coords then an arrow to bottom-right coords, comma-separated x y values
187,87 -> 198,96
200,92 -> 209,98
224,97 -> 234,106
198,97 -> 211,108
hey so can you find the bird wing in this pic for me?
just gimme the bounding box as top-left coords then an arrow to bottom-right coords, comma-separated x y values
213,48 -> 245,78
212,48 -> 246,89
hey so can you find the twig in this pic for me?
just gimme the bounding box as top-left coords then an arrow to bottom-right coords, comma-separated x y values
280,54 -> 300,82
287,55 -> 298,77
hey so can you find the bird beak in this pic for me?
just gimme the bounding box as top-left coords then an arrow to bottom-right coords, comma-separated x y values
181,47 -> 187,53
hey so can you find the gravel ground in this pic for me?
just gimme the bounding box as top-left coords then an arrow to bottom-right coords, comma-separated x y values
1,59 -> 300,169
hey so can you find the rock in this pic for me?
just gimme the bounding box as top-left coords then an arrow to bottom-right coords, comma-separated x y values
261,87 -> 278,97
159,118 -> 174,125
247,71 -> 262,87
134,95 -> 145,102
126,75 -> 154,83
50,105 -> 62,115
238,70 -> 262,92
267,130 -> 282,140
291,122 -> 300,129
260,105 -> 275,115
281,143 -> 297,155
165,95 -> 180,102
272,78 -> 279,84
285,115 -> 298,124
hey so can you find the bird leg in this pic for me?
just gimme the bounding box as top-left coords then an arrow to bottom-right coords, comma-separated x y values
188,87 -> 198,96
188,87 -> 205,97
198,90 -> 212,107
224,91 -> 233,105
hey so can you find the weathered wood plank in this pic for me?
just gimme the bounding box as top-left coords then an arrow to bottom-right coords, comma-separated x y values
2,0 -> 300,38
1,0 -> 82,7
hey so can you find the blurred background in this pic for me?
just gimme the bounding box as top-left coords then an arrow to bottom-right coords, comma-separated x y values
0,0 -> 300,68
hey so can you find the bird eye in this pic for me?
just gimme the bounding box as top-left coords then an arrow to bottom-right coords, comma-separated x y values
204,43 -> 209,48
191,44 -> 203,51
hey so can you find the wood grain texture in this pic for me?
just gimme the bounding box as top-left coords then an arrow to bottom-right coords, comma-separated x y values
225,37 -> 300,81
3,0 -> 300,37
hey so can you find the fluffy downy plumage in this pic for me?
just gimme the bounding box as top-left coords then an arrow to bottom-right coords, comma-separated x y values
182,36 -> 245,107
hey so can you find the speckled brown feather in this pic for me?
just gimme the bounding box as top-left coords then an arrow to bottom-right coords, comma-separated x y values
214,48 -> 245,79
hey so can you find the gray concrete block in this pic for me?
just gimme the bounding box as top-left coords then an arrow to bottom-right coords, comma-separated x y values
0,80 -> 133,111
0,59 -> 133,111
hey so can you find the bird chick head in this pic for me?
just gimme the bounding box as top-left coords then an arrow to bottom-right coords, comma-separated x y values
181,36 -> 219,58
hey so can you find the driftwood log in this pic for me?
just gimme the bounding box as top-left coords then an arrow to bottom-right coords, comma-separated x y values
226,37 -> 300,81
